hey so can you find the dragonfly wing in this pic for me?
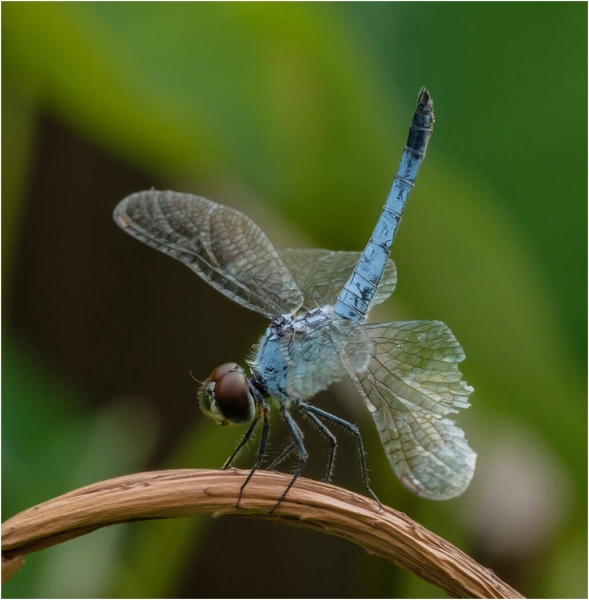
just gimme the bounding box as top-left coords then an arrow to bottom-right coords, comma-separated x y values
349,320 -> 476,500
278,249 -> 396,311
281,317 -> 373,399
114,191 -> 303,318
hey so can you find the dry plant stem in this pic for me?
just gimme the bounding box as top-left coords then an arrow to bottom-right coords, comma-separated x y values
2,469 -> 523,598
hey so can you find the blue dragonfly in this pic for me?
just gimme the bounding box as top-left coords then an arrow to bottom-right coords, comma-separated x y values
114,88 -> 475,509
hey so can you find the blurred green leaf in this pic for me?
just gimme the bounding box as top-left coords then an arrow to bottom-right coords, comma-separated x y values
2,336 -> 158,598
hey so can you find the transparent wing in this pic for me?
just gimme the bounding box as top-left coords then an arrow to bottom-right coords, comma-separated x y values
280,316 -> 373,399
114,191 -> 303,318
278,249 -> 397,311
348,320 -> 476,500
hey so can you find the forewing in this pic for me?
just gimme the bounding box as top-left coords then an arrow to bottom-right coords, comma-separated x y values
114,191 -> 303,317
281,316 -> 373,399
278,249 -> 396,311
349,320 -> 476,500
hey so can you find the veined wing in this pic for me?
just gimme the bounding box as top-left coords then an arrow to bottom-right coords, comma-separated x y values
114,191 -> 303,318
278,249 -> 396,312
280,314 -> 373,399
349,320 -> 476,500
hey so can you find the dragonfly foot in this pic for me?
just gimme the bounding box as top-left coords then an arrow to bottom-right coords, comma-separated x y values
368,490 -> 383,511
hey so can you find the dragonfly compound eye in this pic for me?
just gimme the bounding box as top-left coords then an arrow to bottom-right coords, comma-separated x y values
198,363 -> 255,426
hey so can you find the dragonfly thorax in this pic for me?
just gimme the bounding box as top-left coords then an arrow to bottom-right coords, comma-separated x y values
249,306 -> 336,405
198,363 -> 256,427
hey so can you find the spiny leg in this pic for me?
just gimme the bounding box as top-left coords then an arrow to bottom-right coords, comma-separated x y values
270,405 -> 308,514
298,404 -> 337,484
302,404 -> 381,507
265,441 -> 296,471
236,396 -> 270,509
222,416 -> 260,470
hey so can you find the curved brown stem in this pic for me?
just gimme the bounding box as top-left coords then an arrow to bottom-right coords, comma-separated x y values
2,469 -> 523,598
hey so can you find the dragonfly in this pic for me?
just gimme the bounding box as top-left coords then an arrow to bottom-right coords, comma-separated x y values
114,88 -> 475,510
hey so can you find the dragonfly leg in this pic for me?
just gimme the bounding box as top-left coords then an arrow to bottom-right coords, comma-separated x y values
221,416 -> 260,470
265,441 -> 296,471
269,406 -> 308,514
298,404 -> 337,484
236,396 -> 270,509
301,404 -> 382,508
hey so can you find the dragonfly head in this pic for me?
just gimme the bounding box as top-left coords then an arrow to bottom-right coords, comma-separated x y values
198,363 -> 256,427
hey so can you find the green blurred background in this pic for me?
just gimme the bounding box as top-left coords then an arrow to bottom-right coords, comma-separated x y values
2,3 -> 586,598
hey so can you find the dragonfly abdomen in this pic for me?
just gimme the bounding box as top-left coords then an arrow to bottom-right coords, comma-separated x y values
333,88 -> 434,322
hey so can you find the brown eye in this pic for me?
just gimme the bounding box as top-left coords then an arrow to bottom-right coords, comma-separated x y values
214,370 -> 255,425
209,362 -> 240,383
